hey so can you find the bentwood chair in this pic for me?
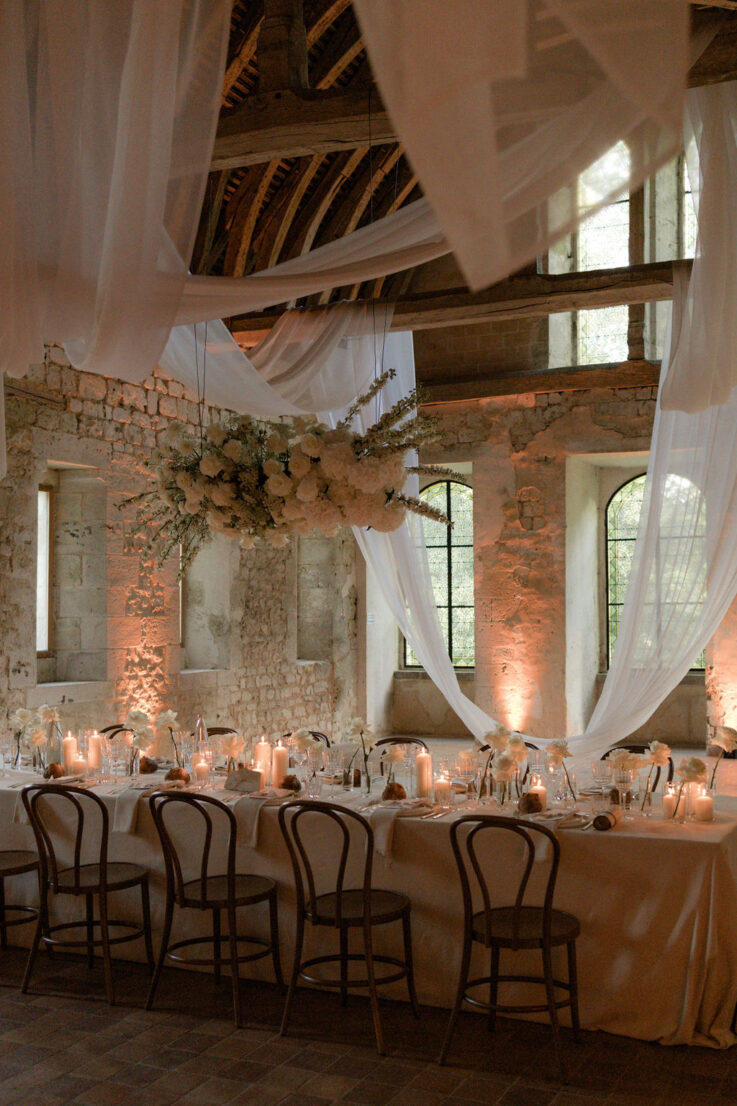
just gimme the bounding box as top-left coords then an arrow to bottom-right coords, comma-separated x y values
284,730 -> 331,747
278,799 -> 419,1055
0,850 -> 39,952
439,815 -> 580,1078
147,792 -> 282,1027
602,744 -> 674,789
21,784 -> 154,1004
374,737 -> 428,775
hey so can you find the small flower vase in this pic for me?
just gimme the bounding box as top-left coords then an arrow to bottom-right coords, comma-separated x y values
495,779 -> 509,809
128,748 -> 139,778
361,768 -> 371,796
641,776 -> 653,817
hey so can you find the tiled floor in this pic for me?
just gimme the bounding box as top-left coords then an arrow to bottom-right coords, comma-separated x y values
0,948 -> 734,1106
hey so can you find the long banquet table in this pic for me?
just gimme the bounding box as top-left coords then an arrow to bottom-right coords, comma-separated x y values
2,770 -> 737,1049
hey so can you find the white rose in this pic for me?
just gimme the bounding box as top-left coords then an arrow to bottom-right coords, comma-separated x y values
299,433 -> 322,458
39,705 -> 60,725
678,756 -> 707,783
296,474 -> 321,503
483,730 -> 509,752
220,734 -> 246,759
132,726 -> 156,753
648,740 -> 671,767
199,454 -> 224,479
222,439 -> 243,462
265,473 -> 293,497
266,432 -> 289,453
289,452 -> 312,478
30,729 -> 48,748
381,745 -> 406,764
507,736 -> 528,764
156,710 -> 178,731
205,423 -> 227,447
125,709 -> 150,730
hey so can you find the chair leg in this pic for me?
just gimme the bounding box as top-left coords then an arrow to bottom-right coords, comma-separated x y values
98,890 -> 115,1006
542,945 -> 565,1082
147,895 -> 174,1011
213,908 -> 222,986
567,940 -> 581,1043
438,924 -> 473,1065
339,925 -> 349,1008
363,922 -> 385,1056
280,913 -> 304,1037
140,879 -> 155,972
227,903 -> 241,1028
21,909 -> 44,994
488,946 -> 500,1032
401,909 -> 420,1019
85,893 -> 95,969
269,890 -> 284,989
0,879 -> 7,950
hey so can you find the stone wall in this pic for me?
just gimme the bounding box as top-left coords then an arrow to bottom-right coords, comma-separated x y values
1,346 -> 360,740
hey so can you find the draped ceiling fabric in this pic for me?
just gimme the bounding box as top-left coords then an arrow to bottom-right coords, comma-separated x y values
353,0 -> 692,291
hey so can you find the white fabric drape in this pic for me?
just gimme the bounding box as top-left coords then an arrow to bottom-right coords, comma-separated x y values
159,301 -> 392,416
0,0 -> 229,385
354,0 -> 692,291
660,84 -> 737,412
576,82 -> 737,758
334,347 -> 501,741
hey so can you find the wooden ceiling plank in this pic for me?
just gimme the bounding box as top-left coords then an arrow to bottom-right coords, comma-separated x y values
421,360 -> 660,404
222,7 -> 263,102
250,154 -> 324,270
223,162 -> 281,276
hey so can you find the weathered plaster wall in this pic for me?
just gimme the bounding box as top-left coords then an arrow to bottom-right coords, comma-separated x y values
1,346 -> 360,739
395,384 -> 712,746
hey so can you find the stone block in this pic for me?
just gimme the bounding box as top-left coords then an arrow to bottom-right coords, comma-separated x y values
55,617 -> 81,650
158,395 -> 178,418
79,373 -> 107,401
122,384 -> 146,411
55,552 -> 83,588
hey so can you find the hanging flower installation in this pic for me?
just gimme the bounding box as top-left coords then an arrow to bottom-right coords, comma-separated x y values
127,371 -> 451,569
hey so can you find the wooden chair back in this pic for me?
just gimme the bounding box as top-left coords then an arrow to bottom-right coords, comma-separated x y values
449,814 -> 560,949
148,792 -> 237,909
21,784 -> 109,895
278,800 -> 373,928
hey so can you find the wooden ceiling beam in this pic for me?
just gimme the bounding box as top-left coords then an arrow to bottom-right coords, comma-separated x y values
212,84 -> 392,170
230,260 -> 688,337
212,19 -> 737,170
420,360 -> 660,404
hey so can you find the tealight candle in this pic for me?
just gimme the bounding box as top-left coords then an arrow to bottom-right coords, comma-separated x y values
254,737 -> 272,785
434,777 -> 451,806
529,775 -> 547,811
694,788 -> 714,822
415,750 -> 433,798
71,755 -> 87,777
272,741 -> 289,788
194,760 -> 209,786
87,732 -> 102,772
62,733 -> 78,774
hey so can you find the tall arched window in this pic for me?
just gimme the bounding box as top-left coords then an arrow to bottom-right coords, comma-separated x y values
405,480 -> 474,668
606,473 -> 705,669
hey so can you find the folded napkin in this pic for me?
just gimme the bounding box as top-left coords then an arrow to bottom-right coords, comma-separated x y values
365,799 -> 434,858
237,788 -> 295,848
111,779 -> 183,834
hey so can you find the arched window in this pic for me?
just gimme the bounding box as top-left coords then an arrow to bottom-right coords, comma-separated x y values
405,480 -> 474,668
606,473 -> 705,669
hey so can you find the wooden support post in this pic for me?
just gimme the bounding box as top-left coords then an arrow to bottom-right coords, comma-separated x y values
258,0 -> 308,93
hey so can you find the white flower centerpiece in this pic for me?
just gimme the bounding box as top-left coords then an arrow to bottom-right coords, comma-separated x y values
127,370 -> 453,570
640,740 -> 671,812
672,756 -> 708,820
8,707 -> 55,772
548,739 -> 577,803
477,725 -> 511,798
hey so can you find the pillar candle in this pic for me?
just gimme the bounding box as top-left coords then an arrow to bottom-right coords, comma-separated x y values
62,733 -> 78,774
254,738 -> 271,785
87,732 -> 102,772
272,742 -> 289,788
434,777 -> 451,806
194,760 -> 209,786
415,751 -> 432,798
663,790 -> 678,818
694,791 -> 714,822
529,777 -> 547,811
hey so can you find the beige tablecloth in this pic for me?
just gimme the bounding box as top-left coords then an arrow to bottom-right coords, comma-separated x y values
2,771 -> 736,1048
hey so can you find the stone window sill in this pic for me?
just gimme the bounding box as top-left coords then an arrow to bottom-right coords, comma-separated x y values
394,669 -> 475,680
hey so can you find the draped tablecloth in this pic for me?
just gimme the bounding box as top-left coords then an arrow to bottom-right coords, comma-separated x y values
2,771 -> 737,1048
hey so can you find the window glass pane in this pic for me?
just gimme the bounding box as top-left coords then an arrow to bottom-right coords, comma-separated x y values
578,305 -> 628,364
577,142 -> 630,272
405,480 -> 474,668
606,474 -> 705,670
37,489 -> 51,653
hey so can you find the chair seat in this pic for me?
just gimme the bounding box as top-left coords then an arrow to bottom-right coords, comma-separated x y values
472,906 -> 580,948
310,888 -> 410,926
0,850 -> 39,877
180,873 -> 276,910
56,862 -> 147,893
